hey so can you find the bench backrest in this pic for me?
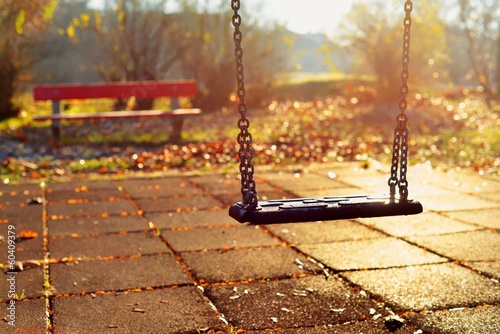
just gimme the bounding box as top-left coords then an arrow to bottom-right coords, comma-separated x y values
33,80 -> 197,101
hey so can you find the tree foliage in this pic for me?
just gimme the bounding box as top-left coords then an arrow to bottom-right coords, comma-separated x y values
0,0 -> 58,120
457,0 -> 499,102
65,0 -> 192,82
56,0 -> 286,110
178,0 -> 288,109
339,0 -> 449,103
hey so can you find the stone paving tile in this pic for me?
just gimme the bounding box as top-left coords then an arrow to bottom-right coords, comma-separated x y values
206,275 -> 388,331
218,185 -> 278,207
332,178 -> 498,212
259,172 -> 350,192
228,188 -> 289,206
162,225 -> 280,252
48,215 -> 149,236
358,212 -> 480,237
49,231 -> 167,260
257,189 -> 297,202
0,298 -> 47,333
306,167 -> 389,192
266,220 -> 385,245
146,209 -> 236,229
192,177 -> 282,205
134,195 -> 221,213
46,188 -> 126,203
293,187 -> 367,199
47,200 -> 137,218
181,247 -> 318,283
410,168 -> 500,194
190,174 -> 275,197
0,266 -> 45,300
467,261 -> 500,279
408,230 -> 500,261
407,185 -> 498,211
298,238 -> 446,270
443,208 -> 500,229
328,174 -> 402,194
46,181 -> 118,191
342,263 -> 500,311
0,184 -> 43,205
0,214 -> 43,236
408,305 -> 500,334
476,192 -> 500,203
0,236 -> 44,263
218,193 -> 249,207
245,320 -> 418,334
118,177 -> 203,198
0,204 -> 42,224
51,287 -> 224,333
189,174 -> 242,194
50,254 -> 191,295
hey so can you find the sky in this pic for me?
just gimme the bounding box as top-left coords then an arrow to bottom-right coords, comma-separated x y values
87,0 -> 355,35
247,0 -> 353,34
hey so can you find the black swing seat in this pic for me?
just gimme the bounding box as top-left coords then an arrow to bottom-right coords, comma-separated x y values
229,194 -> 423,224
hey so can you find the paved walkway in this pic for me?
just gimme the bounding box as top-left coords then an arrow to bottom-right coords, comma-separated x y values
1,162 -> 499,333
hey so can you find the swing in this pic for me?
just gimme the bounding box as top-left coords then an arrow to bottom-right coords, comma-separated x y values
229,0 -> 423,224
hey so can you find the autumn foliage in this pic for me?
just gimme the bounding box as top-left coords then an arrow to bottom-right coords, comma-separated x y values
0,0 -> 58,120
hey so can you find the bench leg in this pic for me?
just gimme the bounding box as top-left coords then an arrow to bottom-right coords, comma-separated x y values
51,126 -> 61,141
171,117 -> 184,142
51,100 -> 61,142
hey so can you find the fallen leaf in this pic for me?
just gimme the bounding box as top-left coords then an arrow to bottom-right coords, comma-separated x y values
330,308 -> 345,313
132,308 -> 146,313
27,197 -> 44,205
19,230 -> 38,239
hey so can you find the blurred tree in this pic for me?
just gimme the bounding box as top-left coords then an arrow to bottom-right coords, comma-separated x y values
176,0 -> 288,109
33,0 -> 100,84
0,0 -> 58,120
60,0 -> 285,110
458,0 -> 499,103
64,0 -> 193,109
338,0 -> 449,104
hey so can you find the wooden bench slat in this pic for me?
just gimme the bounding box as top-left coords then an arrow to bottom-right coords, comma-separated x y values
32,109 -> 201,122
33,80 -> 197,101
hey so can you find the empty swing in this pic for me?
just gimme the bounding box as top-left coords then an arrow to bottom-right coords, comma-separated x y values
229,0 -> 423,224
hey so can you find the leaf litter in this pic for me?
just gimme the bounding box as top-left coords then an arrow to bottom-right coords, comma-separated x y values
1,92 -> 498,182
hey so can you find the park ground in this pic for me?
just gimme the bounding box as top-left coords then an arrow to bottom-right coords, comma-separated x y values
0,80 -> 499,333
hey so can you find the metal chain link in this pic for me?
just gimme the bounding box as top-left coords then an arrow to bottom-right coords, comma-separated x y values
231,0 -> 258,209
388,0 -> 413,201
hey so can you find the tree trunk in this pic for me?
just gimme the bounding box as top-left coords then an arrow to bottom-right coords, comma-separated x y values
0,52 -> 19,121
133,98 -> 154,110
496,26 -> 500,98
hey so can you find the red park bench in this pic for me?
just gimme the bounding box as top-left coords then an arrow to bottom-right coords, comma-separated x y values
32,80 -> 201,142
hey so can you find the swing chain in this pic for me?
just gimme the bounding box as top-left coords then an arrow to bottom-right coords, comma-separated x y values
232,0 -> 258,209
389,0 -> 412,201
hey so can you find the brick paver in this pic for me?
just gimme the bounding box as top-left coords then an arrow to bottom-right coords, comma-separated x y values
51,287 -> 224,333
342,263 -> 500,311
299,237 -> 447,270
50,254 -> 191,295
1,162 -> 499,333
